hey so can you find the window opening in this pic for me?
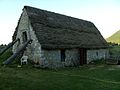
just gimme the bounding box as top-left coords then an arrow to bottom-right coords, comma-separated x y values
61,50 -> 65,62
22,31 -> 27,43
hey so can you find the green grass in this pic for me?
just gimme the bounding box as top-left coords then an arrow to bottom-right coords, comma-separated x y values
1,46 -> 120,89
0,64 -> 120,90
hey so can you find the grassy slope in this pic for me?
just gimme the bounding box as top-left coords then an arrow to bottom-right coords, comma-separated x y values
106,30 -> 120,43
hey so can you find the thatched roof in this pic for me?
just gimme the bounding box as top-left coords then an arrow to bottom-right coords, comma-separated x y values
14,6 -> 108,49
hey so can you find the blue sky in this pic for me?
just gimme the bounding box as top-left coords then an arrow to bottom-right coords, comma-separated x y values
0,0 -> 120,44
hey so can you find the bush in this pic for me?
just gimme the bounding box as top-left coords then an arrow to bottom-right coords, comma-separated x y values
109,46 -> 120,56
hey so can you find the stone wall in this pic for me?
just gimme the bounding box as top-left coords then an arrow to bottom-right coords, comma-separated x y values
65,49 -> 79,66
27,24 -> 42,63
87,49 -> 109,63
12,9 -> 42,63
40,50 -> 62,68
12,9 -> 29,53
41,49 -> 80,68
41,49 -> 109,68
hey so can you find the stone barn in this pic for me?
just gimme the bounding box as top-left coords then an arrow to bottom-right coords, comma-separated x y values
12,6 -> 109,68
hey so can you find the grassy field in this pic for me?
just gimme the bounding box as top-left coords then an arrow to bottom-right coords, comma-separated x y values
0,64 -> 120,90
1,46 -> 120,89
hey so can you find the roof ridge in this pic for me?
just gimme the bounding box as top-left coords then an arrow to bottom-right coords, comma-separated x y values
24,5 -> 92,23
13,6 -> 108,49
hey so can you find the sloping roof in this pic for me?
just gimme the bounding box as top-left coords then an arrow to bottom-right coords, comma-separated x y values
14,6 -> 108,49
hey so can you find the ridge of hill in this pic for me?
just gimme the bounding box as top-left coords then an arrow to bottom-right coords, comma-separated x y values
106,30 -> 120,44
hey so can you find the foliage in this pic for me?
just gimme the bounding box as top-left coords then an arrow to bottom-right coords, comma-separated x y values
0,44 -> 22,65
0,44 -> 6,50
109,46 -> 120,56
108,42 -> 119,46
0,47 -> 13,63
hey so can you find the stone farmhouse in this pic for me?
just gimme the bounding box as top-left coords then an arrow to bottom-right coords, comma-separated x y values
12,6 -> 109,68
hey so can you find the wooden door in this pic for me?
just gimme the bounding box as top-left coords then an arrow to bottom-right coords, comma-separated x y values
79,48 -> 87,65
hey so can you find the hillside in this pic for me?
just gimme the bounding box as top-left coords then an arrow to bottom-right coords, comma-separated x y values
106,30 -> 120,44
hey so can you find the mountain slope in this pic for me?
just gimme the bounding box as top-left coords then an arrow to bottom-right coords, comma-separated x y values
106,30 -> 120,44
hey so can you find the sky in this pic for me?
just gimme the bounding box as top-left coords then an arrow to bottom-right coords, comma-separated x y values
0,0 -> 120,44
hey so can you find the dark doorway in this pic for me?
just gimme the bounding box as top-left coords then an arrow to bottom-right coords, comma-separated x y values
22,31 -> 27,43
79,48 -> 87,65
61,49 -> 65,62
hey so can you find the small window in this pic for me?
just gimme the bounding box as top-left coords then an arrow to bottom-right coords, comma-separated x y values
22,31 -> 27,43
61,50 -> 65,62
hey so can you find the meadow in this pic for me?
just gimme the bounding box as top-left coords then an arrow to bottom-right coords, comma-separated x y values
0,45 -> 120,90
0,63 -> 120,90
